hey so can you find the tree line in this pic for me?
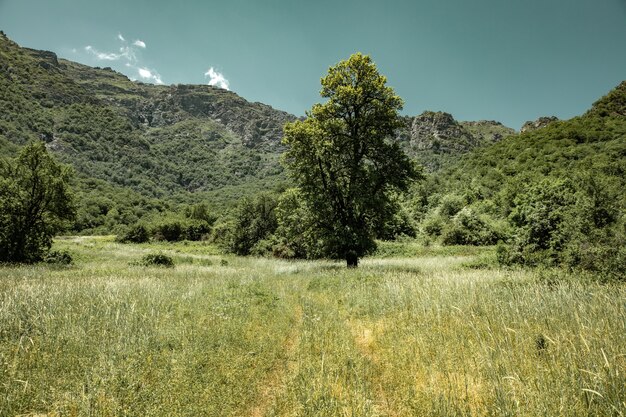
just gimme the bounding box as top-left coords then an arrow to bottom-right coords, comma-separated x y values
1,54 -> 623,278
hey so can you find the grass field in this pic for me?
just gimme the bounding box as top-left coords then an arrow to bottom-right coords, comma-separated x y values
1,237 -> 624,416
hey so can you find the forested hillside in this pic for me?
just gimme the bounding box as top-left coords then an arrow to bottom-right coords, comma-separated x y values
2,31 -> 623,267
411,81 -> 625,277
0,33 -> 521,233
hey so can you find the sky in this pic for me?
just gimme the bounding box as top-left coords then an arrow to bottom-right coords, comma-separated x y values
1,0 -> 625,129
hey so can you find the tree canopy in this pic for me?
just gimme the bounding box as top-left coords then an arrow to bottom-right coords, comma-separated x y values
0,142 -> 75,263
282,53 -> 421,267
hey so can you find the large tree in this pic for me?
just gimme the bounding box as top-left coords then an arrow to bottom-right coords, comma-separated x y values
0,142 -> 75,263
282,53 -> 421,267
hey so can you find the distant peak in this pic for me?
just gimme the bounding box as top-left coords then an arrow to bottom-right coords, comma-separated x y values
520,116 -> 559,133
587,80 -> 626,118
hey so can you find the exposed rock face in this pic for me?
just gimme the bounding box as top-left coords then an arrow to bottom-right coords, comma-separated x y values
409,111 -> 476,152
461,120 -> 515,143
25,49 -> 59,69
397,112 -> 514,154
521,116 -> 559,133
394,112 -> 515,170
69,79 -> 296,149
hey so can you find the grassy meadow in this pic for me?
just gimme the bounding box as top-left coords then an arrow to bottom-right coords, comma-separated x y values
1,237 -> 624,416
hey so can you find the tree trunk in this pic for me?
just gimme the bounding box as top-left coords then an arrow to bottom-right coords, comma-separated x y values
346,251 -> 359,268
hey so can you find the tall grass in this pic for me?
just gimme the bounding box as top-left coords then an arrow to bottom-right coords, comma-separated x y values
0,237 -> 624,416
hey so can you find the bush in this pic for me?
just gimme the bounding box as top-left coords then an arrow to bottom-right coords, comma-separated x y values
500,176 -> 625,278
375,202 -> 417,240
271,189 -> 321,259
151,218 -> 212,242
421,213 -> 445,237
438,193 -> 465,217
153,221 -> 183,242
43,250 -> 73,265
140,253 -> 174,267
441,208 -> 508,246
225,194 -> 278,256
117,224 -> 150,243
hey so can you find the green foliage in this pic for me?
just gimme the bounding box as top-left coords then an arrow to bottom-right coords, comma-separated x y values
43,249 -> 73,265
441,207 -> 508,246
283,53 -> 421,266
151,216 -> 213,242
507,179 -> 577,264
224,194 -> 278,256
438,193 -> 465,217
117,224 -> 150,243
140,253 -> 174,267
373,197 -> 417,240
270,188 -> 323,259
421,212 -> 446,237
0,142 -> 75,263
412,81 -> 626,279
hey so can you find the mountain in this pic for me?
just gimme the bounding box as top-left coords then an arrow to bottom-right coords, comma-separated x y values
0,32 -> 294,199
415,79 -> 626,236
520,116 -> 559,133
0,33 -> 526,232
395,111 -> 515,170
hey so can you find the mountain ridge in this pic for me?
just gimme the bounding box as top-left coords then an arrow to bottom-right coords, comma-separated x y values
0,32 -> 520,194
2,33 -> 623,234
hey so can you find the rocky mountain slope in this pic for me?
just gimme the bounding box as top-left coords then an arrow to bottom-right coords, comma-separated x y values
0,32 -> 295,201
1,33 -> 522,218
396,111 -> 515,170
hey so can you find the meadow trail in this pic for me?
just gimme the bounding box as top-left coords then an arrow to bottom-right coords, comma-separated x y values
248,303 -> 303,417
0,237 -> 624,417
347,317 -> 402,417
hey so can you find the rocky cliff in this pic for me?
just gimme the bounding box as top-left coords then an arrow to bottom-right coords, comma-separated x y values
520,116 -> 559,133
1,32 -> 516,196
0,32 -> 295,199
395,111 -> 515,170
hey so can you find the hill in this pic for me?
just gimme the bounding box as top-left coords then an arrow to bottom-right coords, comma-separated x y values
396,111 -> 515,170
0,32 -> 294,199
412,80 -> 625,275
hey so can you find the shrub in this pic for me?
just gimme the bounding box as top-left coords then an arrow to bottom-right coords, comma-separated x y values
421,213 -> 445,237
438,193 -> 465,217
375,202 -> 417,240
151,218 -> 212,242
117,224 -> 150,243
226,194 -> 278,256
141,253 -> 174,267
441,208 -> 508,246
43,250 -> 73,265
153,221 -> 183,242
500,175 -> 624,277
271,189 -> 321,259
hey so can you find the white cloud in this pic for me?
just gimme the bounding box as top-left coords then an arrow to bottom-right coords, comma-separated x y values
204,67 -> 229,90
82,34 -> 164,85
85,45 -> 120,61
138,68 -> 152,78
138,67 -> 163,85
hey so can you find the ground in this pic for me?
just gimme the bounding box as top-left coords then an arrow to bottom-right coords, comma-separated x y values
0,236 -> 624,416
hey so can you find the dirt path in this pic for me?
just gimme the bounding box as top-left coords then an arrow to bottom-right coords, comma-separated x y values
248,303 -> 303,417
348,318 -> 402,417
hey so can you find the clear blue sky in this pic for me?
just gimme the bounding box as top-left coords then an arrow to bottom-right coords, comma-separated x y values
1,0 -> 625,129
